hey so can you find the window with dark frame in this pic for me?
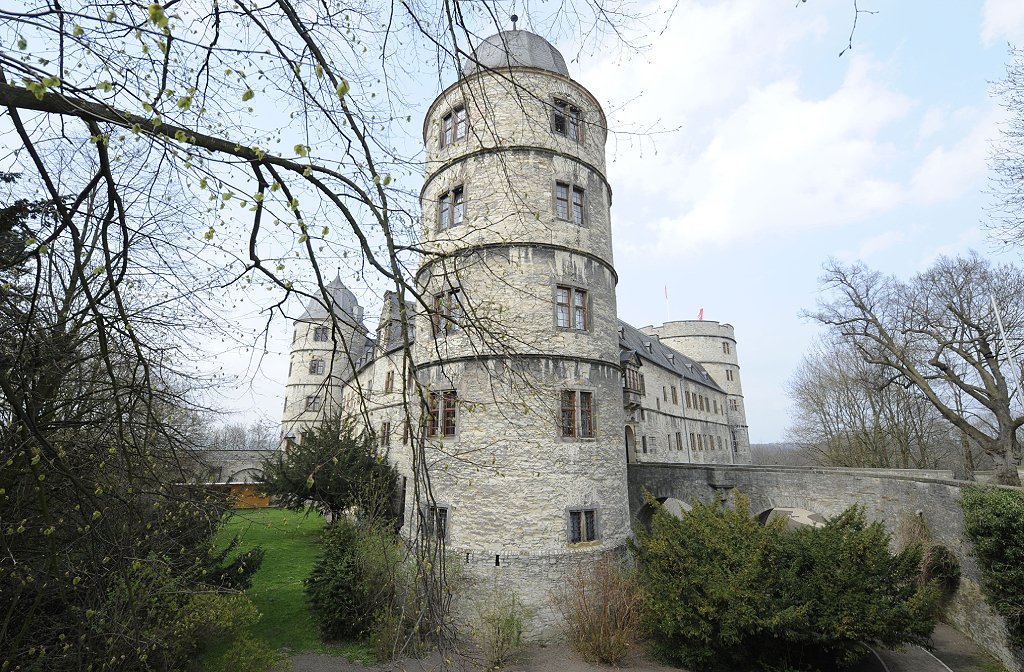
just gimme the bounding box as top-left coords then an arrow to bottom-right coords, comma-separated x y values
432,288 -> 464,335
426,505 -> 448,540
671,386 -> 678,405
730,398 -> 739,412
676,432 -> 683,451
427,390 -> 458,438
441,105 -> 467,147
384,370 -> 395,393
305,395 -> 321,411
555,285 -> 588,330
568,508 -> 597,543
552,100 -> 582,141
624,364 -> 644,393
313,326 -> 329,342
560,390 -> 595,438
723,341 -> 732,354
555,182 -> 585,225
309,358 -> 325,375
381,421 -> 391,446
438,185 -> 464,230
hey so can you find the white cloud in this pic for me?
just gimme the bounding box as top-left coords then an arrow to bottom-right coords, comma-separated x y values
982,0 -> 1024,45
909,106 -> 997,205
612,55 -> 914,251
851,230 -> 908,260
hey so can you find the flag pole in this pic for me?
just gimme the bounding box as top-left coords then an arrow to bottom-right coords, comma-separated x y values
991,295 -> 1024,412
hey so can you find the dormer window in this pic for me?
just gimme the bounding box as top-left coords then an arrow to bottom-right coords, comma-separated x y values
441,105 -> 467,147
552,99 -> 581,141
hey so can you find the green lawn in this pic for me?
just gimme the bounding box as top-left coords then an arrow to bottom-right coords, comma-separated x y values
212,507 -> 374,660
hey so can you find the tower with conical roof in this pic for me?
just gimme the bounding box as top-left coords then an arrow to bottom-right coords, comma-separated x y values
408,29 -> 630,620
280,277 -> 367,444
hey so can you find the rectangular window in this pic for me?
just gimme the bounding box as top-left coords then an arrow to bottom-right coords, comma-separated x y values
384,370 -> 395,393
726,369 -> 735,382
555,286 -> 587,330
560,390 -> 576,437
427,390 -> 458,438
689,432 -> 696,449
427,505 -> 448,540
309,358 -> 325,375
568,508 -> 597,543
572,186 -> 585,224
438,185 -> 464,229
313,326 -> 329,342
381,422 -> 391,446
671,386 -> 678,405
555,182 -> 585,224
579,391 -> 594,438
555,182 -> 569,220
559,390 -> 595,438
402,419 -> 410,445
676,432 -> 683,450
685,390 -> 692,408
641,435 -> 647,453
553,100 -> 581,141
432,288 -> 463,335
662,386 -> 668,401
730,398 -> 739,412
717,435 -> 723,450
624,365 -> 643,393
713,399 -> 718,414
723,341 -> 731,354
441,106 -> 466,147
305,395 -> 321,411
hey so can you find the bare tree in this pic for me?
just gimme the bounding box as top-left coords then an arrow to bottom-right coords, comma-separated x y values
989,46 -> 1024,246
810,254 -> 1024,486
787,335 -> 960,470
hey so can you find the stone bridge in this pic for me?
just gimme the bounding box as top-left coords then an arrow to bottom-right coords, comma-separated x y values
627,463 -> 1024,672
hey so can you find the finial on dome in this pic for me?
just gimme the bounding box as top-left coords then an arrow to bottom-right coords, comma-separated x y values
510,13 -> 518,30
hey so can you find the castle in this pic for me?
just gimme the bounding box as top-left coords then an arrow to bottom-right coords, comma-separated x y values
280,29 -> 751,621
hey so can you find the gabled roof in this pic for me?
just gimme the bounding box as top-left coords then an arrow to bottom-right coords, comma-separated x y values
618,320 -> 724,392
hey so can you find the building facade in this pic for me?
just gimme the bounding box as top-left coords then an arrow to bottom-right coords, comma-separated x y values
280,29 -> 751,626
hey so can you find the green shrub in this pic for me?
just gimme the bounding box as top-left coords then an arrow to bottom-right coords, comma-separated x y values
474,589 -> 527,669
632,495 -> 939,672
304,519 -> 406,641
552,555 -> 641,665
961,486 -> 1024,645
207,634 -> 291,672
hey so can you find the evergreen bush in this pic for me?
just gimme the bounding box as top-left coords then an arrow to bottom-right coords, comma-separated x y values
961,486 -> 1024,645
304,519 -> 406,641
632,495 -> 938,671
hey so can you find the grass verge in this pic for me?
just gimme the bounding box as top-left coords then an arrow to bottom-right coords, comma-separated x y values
203,507 -> 375,664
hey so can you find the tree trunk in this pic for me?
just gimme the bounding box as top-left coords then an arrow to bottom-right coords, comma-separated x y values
993,439 -> 1022,486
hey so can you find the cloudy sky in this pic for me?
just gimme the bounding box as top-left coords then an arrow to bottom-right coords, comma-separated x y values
226,0 -> 1024,443
572,0 -> 1024,442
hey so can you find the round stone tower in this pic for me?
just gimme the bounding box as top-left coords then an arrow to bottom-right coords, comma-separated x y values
411,30 -> 630,623
642,320 -> 751,461
281,277 -> 366,445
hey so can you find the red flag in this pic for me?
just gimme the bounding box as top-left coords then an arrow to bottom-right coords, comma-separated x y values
697,308 -> 704,320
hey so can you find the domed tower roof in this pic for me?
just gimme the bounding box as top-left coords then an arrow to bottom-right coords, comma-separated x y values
299,275 -> 364,323
462,30 -> 570,78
